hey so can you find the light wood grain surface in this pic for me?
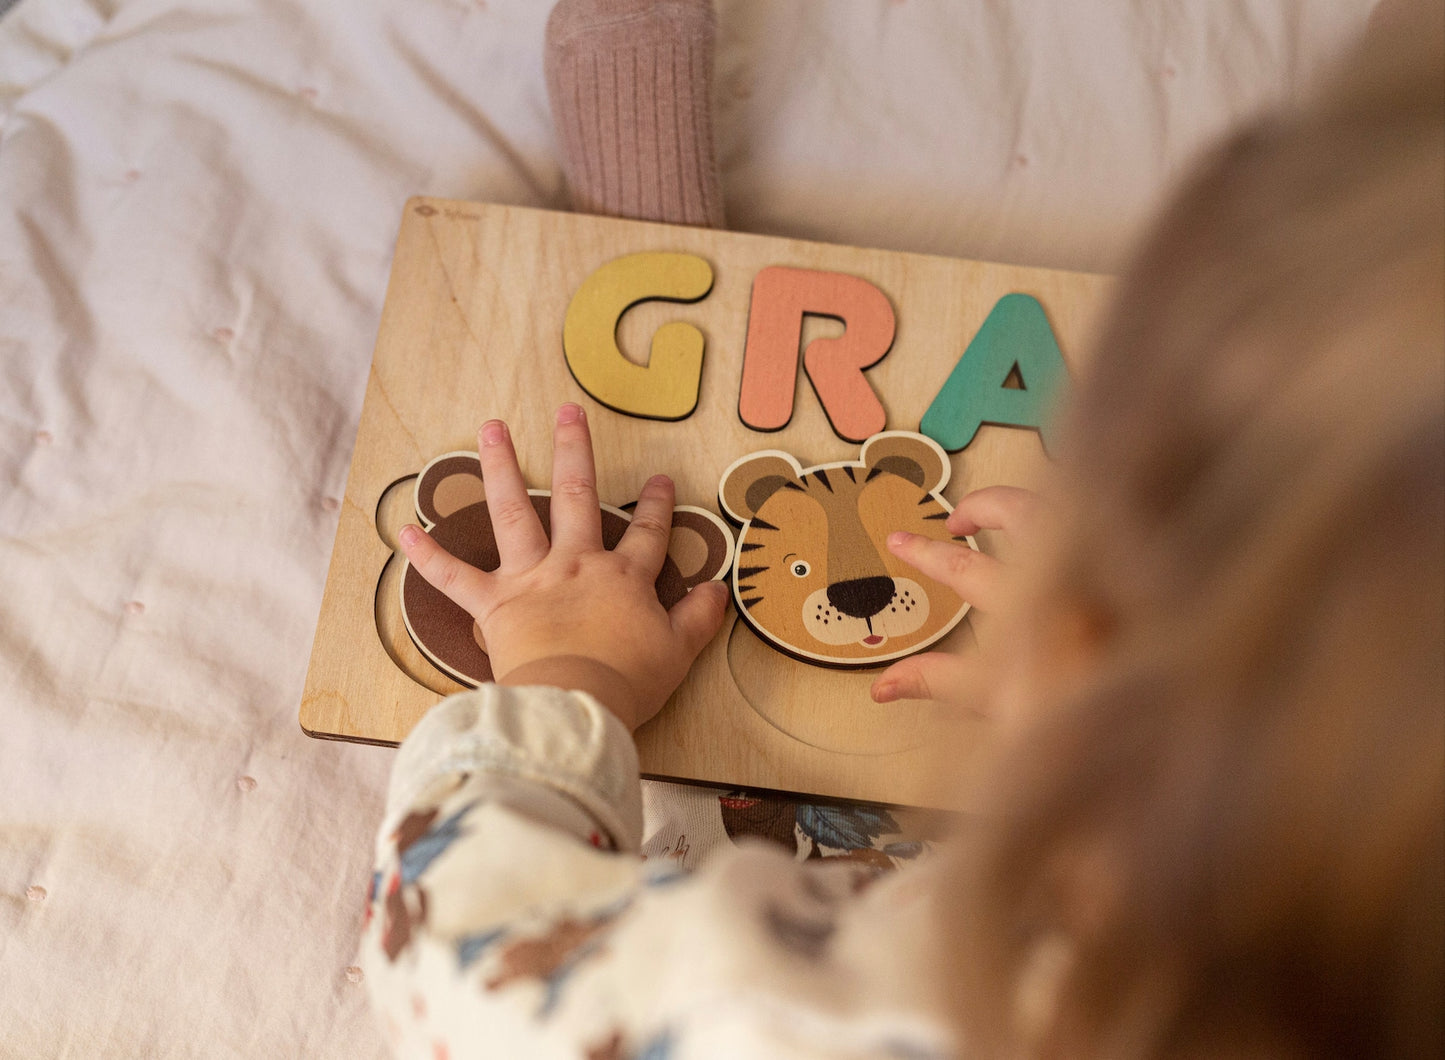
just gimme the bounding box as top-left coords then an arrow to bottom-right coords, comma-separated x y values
300,199 -> 1113,806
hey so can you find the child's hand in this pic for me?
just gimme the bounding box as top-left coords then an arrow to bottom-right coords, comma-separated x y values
397,403 -> 731,731
870,486 -> 1038,706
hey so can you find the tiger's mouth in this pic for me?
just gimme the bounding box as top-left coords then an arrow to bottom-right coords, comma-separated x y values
801,578 -> 932,648
860,617 -> 886,647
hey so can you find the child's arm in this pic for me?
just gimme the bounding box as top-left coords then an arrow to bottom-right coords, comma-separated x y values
359,682 -> 954,1057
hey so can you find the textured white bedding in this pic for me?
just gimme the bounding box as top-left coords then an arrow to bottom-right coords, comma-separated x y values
0,1 -> 1372,1055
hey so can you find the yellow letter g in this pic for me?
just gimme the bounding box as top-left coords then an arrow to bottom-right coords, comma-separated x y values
562,252 -> 714,421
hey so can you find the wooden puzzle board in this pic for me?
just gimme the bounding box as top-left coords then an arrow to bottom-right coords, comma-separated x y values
300,199 -> 1113,807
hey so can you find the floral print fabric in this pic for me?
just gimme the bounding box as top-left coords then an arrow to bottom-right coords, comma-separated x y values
360,687 -> 958,1059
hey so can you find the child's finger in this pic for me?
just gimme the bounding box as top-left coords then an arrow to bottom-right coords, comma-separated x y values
477,420 -> 549,571
399,524 -> 492,617
887,532 -> 1004,612
946,485 -> 1039,538
549,403 -> 603,553
870,651 -> 973,705
616,474 -> 675,576
668,579 -> 731,658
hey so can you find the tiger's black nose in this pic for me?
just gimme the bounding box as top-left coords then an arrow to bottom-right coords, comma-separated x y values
826,576 -> 895,619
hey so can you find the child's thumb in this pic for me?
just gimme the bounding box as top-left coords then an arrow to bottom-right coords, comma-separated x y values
669,580 -> 732,656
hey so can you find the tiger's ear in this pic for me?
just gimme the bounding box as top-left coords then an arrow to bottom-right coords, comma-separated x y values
718,450 -> 805,524
414,452 -> 486,527
860,432 -> 951,493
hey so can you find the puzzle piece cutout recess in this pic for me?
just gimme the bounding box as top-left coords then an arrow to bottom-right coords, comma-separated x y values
394,451 -> 734,686
920,292 -> 1069,452
718,431 -> 978,669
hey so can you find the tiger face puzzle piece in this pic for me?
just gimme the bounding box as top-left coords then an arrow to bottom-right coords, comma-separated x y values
394,451 -> 734,687
718,432 -> 978,669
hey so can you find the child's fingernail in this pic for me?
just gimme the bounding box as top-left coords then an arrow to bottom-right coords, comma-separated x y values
647,474 -> 672,490
399,525 -> 422,547
557,403 -> 584,424
872,681 -> 896,702
888,531 -> 914,549
480,420 -> 507,446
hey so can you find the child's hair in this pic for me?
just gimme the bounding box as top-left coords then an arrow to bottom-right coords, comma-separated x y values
953,4 -> 1444,1056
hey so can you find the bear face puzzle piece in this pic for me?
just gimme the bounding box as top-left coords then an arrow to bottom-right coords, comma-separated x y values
396,451 -> 734,687
718,432 -> 978,669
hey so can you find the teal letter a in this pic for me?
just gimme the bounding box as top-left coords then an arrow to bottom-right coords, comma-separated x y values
919,293 -> 1069,453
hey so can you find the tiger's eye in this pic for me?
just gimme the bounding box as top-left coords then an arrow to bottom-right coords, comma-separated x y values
791,561 -> 811,577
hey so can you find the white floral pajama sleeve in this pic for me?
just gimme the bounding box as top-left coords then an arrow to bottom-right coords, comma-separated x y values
358,686 -> 960,1060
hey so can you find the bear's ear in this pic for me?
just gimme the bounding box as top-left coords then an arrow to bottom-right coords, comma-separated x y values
655,507 -> 734,609
718,451 -> 804,524
859,432 -> 951,493
414,452 -> 486,527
